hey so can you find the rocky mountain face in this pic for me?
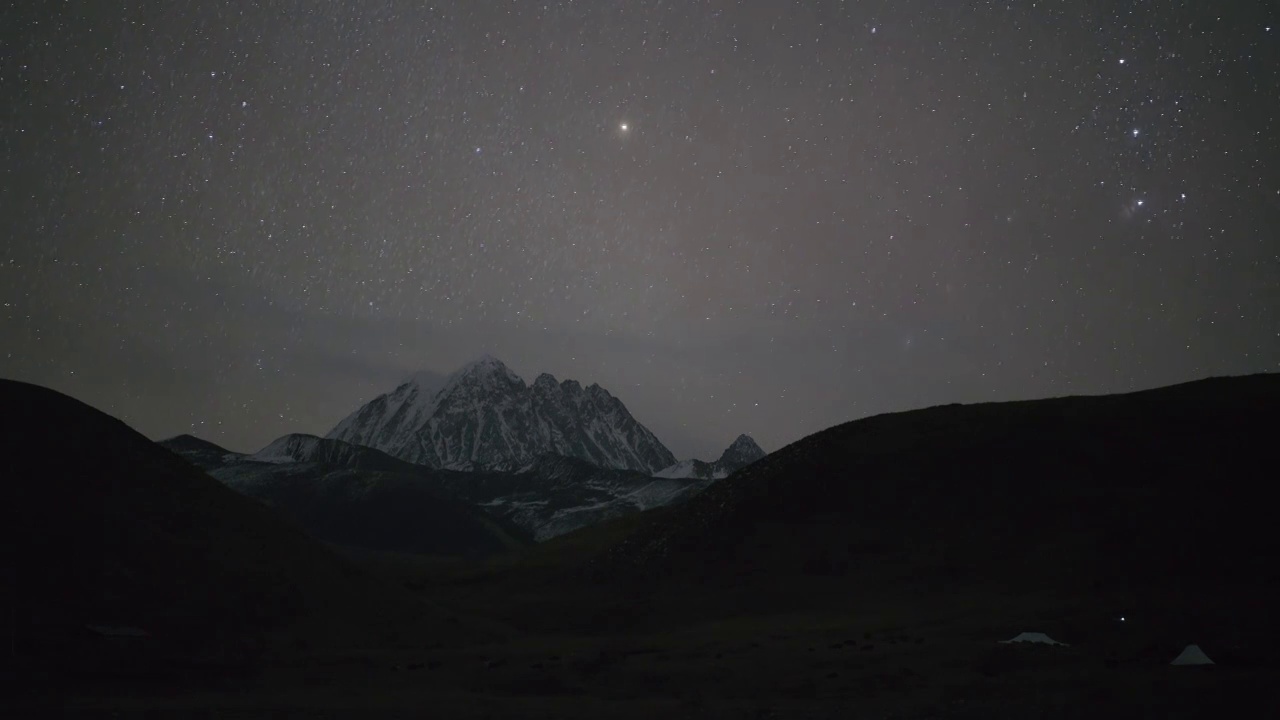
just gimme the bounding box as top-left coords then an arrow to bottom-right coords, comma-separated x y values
157,357 -> 759,544
326,356 -> 676,473
654,434 -> 767,480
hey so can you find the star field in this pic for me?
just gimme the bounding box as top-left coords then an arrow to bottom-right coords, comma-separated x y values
2,1 -> 1277,458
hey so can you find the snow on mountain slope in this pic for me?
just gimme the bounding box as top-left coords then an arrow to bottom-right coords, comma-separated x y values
164,426 -> 710,542
158,434 -> 245,471
160,361 -> 756,541
653,459 -> 710,479
716,434 -> 767,468
250,433 -> 325,464
326,356 -> 677,473
655,434 -> 767,480
247,433 -> 420,472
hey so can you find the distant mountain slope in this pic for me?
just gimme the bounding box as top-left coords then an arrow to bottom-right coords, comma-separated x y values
326,355 -> 677,472
157,433 -> 245,468
429,454 -> 712,541
655,434 -> 766,480
600,375 -> 1280,610
161,434 -> 532,556
247,432 -> 421,472
0,380 -> 399,684
213,462 -> 532,556
167,431 -> 708,543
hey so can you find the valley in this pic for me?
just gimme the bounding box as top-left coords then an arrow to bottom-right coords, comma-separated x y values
5,373 -> 1279,718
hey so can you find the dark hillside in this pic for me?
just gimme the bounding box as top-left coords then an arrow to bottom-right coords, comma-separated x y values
598,375 -> 1280,652
0,380 -> 484,693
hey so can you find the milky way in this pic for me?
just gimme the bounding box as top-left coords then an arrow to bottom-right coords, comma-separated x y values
2,1 -> 1277,458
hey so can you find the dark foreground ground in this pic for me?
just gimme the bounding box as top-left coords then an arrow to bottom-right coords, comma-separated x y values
17,539 -> 1279,719
7,375 -> 1279,717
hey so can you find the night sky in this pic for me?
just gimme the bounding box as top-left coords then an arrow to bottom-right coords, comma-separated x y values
3,1 -> 1277,460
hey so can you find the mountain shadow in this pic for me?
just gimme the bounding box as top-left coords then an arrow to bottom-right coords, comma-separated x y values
163,432 -> 534,556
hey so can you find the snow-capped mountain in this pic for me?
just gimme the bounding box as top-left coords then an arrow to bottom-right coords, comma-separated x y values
654,434 -> 766,480
326,355 -> 677,473
158,360 -> 756,543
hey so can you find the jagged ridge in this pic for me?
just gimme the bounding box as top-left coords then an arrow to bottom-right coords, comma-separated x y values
326,356 -> 676,472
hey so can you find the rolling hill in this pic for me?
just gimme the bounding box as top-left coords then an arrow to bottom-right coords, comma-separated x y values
593,374 -> 1280,655
1,379 -> 486,694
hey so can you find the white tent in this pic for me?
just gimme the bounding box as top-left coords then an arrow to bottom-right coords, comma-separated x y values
1170,644 -> 1214,666
999,632 -> 1068,646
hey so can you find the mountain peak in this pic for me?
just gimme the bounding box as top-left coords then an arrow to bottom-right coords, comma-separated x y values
458,354 -> 515,376
327,361 -> 675,472
446,355 -> 525,393
471,352 -> 503,366
654,434 -> 766,481
717,434 -> 766,466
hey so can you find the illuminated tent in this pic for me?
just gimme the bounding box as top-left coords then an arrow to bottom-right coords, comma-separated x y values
999,632 -> 1068,646
1170,644 -> 1214,666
